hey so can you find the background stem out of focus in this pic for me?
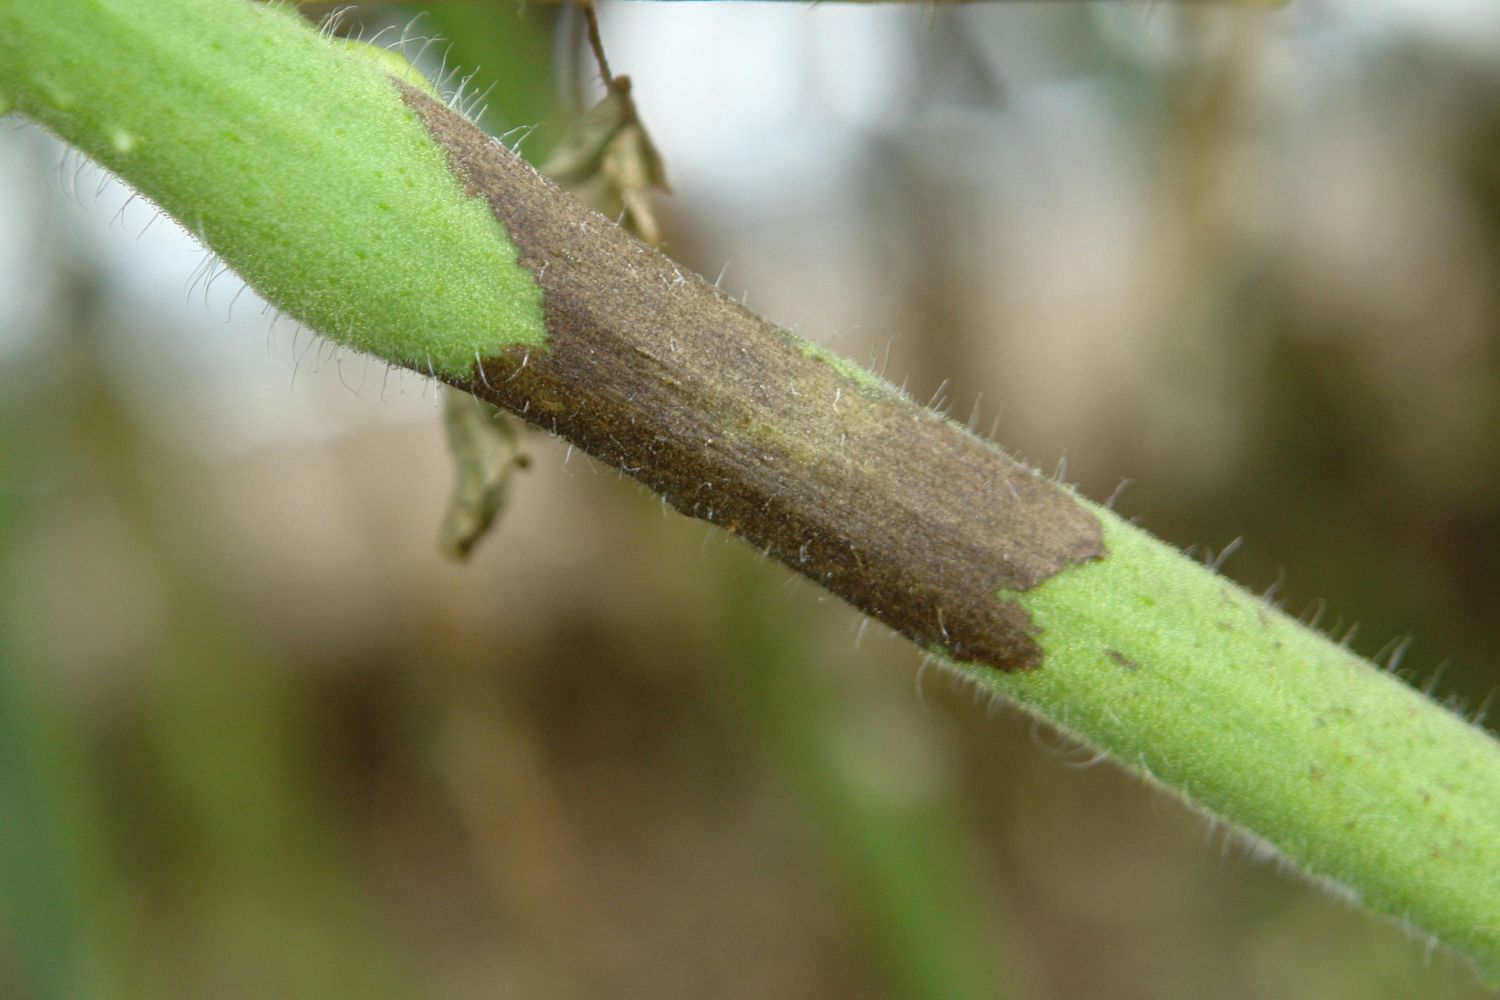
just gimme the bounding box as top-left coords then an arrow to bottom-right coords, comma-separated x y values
2,3 -> 1499,998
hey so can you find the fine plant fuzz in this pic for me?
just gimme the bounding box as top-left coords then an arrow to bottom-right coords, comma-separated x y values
0,0 -> 546,377
4,0 -> 1500,985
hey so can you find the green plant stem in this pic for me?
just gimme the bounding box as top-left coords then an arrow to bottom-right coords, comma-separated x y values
2,0 -> 1498,981
0,0 -> 545,376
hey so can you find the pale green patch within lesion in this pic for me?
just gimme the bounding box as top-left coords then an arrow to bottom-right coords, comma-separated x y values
794,338 -> 903,399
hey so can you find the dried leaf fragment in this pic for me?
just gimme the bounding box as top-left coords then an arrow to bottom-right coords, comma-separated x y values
539,75 -> 670,246
440,390 -> 530,560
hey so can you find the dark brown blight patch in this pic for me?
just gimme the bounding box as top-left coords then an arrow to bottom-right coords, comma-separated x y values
399,84 -> 1105,671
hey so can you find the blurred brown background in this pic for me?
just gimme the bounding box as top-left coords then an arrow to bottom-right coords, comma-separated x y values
2,2 -> 1499,997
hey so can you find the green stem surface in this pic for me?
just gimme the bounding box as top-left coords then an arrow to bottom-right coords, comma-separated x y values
996,513 -> 1500,979
2,0 -> 1497,982
0,0 -> 545,376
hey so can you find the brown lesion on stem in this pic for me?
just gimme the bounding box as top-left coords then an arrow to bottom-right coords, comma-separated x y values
399,84 -> 1104,671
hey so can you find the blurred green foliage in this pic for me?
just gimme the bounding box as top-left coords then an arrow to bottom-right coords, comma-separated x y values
1,3 -> 1498,999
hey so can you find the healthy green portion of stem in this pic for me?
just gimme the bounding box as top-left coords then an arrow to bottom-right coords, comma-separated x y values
0,0 -> 545,376
985,510 -> 1500,979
